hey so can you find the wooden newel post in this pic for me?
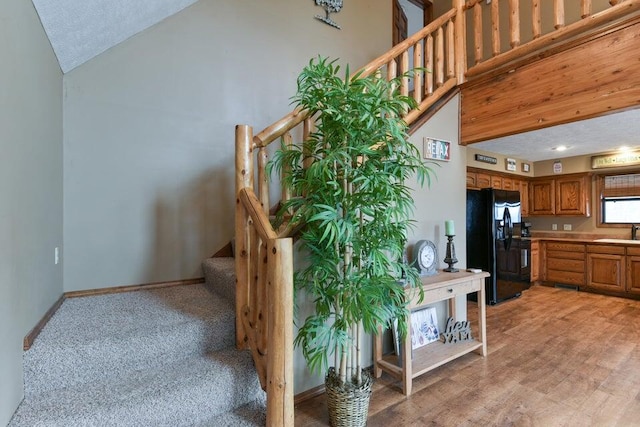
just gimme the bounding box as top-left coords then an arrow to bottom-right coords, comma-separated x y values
235,124 -> 254,350
267,238 -> 294,426
453,0 -> 467,85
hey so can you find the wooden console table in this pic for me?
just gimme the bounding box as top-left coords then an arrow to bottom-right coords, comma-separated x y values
373,270 -> 489,395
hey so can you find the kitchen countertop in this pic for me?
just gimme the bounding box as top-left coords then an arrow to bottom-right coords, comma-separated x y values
526,233 -> 640,245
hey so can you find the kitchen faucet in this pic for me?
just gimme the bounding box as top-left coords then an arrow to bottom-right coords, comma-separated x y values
633,224 -> 640,240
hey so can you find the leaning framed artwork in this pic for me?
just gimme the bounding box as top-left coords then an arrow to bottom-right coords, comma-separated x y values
410,307 -> 440,350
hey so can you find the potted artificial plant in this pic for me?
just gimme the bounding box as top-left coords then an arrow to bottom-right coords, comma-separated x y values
270,57 -> 434,426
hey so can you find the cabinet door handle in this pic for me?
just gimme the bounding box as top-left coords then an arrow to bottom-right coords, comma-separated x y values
448,288 -> 453,293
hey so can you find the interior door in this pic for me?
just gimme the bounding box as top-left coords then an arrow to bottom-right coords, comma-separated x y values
392,0 -> 408,47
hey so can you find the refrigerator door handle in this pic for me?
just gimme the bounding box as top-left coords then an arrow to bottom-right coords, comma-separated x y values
503,207 -> 513,251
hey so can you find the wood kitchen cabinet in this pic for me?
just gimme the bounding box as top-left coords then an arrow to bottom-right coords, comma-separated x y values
466,169 -> 529,215
544,242 -> 586,286
529,179 -> 555,215
530,240 -> 539,282
465,170 -> 491,189
627,246 -> 640,295
529,174 -> 591,217
518,179 -> 529,217
555,175 -> 591,216
586,245 -> 625,292
476,172 -> 491,189
502,177 -> 515,190
466,172 -> 477,188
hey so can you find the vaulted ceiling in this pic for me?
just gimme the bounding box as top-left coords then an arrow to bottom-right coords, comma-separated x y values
32,0 -> 198,73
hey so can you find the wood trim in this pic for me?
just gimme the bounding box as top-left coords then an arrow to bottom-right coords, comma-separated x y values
212,242 -> 234,257
64,277 -> 204,299
23,295 -> 65,350
294,384 -> 325,405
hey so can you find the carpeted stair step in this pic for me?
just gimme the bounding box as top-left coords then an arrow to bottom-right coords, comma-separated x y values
10,348 -> 265,427
202,257 -> 236,304
24,284 -> 236,397
194,397 -> 267,427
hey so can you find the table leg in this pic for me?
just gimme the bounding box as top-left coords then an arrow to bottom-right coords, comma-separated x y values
373,326 -> 382,378
478,284 -> 487,356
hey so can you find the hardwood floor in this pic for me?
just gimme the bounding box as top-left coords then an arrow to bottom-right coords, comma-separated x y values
294,285 -> 640,426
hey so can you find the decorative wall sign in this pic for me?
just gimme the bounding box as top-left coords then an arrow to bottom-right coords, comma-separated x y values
424,137 -> 451,162
314,0 -> 343,29
474,154 -> 497,164
505,158 -> 517,172
553,161 -> 563,174
592,151 -> 640,169
440,317 -> 472,344
522,163 -> 530,173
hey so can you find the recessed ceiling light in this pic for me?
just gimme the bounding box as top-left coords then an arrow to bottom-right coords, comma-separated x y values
619,146 -> 631,152
553,145 -> 568,152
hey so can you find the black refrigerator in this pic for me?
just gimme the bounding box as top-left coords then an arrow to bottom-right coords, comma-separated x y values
466,189 -> 531,305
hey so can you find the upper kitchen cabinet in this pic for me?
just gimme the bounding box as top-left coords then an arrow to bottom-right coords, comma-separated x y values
555,175 -> 591,216
529,173 -> 591,217
529,179 -> 555,216
467,167 -> 530,216
518,180 -> 529,217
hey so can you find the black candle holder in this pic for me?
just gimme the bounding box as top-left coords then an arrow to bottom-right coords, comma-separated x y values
443,235 -> 459,273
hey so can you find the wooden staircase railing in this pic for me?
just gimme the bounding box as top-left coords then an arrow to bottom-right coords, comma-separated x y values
234,0 -> 639,425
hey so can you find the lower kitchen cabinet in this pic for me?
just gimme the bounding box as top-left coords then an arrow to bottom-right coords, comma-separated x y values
586,245 -> 625,292
540,241 -> 640,299
531,241 -> 539,282
627,246 -> 640,295
544,242 -> 586,286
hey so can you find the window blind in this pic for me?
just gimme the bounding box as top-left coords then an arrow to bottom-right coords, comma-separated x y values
602,173 -> 640,197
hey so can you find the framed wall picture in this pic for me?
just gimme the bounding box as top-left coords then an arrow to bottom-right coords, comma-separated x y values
423,138 -> 451,162
522,163 -> 530,173
505,158 -> 517,172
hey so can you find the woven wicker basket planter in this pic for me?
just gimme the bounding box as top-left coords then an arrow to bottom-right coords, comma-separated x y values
325,367 -> 373,427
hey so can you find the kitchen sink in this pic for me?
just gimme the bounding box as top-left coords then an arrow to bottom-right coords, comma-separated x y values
593,238 -> 640,244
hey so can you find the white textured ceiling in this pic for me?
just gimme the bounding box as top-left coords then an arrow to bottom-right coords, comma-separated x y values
470,108 -> 640,162
32,0 -> 198,73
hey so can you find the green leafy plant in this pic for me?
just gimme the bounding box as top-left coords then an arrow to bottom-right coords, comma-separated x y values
269,57 -> 435,388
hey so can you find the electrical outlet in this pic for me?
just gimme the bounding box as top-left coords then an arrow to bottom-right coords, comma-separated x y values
552,224 -> 558,231
564,224 -> 572,231
54,247 -> 59,265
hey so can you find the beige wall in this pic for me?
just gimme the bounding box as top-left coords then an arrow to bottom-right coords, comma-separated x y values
62,0 -> 393,292
0,0 -> 63,423
467,147 -> 533,177
407,94 -> 468,343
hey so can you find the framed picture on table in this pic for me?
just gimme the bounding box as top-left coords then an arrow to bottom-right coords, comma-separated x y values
410,307 -> 439,350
